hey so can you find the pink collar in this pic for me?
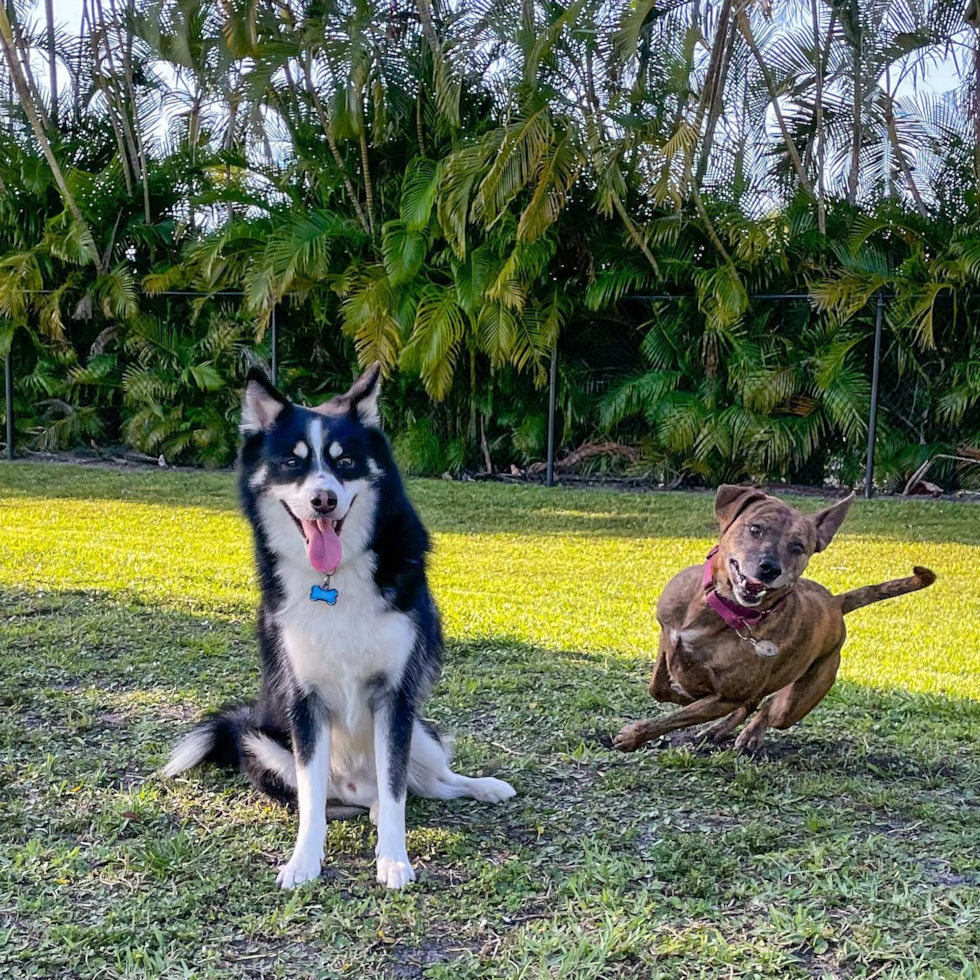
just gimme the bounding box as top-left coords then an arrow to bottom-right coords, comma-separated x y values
702,546 -> 783,632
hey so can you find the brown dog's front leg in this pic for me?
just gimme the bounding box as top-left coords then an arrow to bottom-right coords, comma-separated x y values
613,696 -> 741,752
733,701 -> 772,755
700,705 -> 751,743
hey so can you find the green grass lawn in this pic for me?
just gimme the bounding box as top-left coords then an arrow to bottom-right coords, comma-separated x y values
1,462 -> 979,979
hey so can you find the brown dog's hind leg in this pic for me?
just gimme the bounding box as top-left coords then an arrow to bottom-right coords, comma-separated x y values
700,706 -> 750,744
613,696 -> 741,752
734,648 -> 842,756
767,647 -> 842,730
649,641 -> 693,705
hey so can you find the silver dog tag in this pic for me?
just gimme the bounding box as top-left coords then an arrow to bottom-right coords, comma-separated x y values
753,640 -> 779,658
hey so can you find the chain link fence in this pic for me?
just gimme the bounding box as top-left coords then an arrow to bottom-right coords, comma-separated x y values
543,292 -> 909,496
4,289 -> 975,495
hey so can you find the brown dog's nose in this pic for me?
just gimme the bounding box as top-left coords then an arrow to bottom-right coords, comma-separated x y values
310,489 -> 338,514
758,557 -> 781,582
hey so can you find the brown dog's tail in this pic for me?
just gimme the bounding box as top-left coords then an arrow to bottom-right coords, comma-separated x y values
837,566 -> 936,615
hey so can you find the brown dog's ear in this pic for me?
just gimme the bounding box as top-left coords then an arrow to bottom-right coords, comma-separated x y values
811,493 -> 855,552
715,484 -> 767,533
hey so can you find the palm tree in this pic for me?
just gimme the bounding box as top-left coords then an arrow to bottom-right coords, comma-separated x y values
0,0 -> 978,483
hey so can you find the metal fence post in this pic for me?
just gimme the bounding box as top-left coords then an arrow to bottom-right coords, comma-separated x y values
864,290 -> 884,499
4,348 -> 13,461
270,304 -> 278,386
546,344 -> 557,487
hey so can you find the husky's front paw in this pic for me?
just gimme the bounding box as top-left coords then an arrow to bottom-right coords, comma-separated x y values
376,854 -> 415,889
276,850 -> 322,889
470,776 -> 517,803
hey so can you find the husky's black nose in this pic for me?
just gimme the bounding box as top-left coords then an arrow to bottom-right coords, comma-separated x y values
757,557 -> 781,583
310,489 -> 338,514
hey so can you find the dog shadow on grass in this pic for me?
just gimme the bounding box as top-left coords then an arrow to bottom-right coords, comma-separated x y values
4,585 -> 980,980
3,586 -> 978,787
1,584 -> 976,864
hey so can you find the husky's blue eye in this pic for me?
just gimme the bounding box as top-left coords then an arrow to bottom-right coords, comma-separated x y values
284,457 -> 301,468
336,456 -> 354,469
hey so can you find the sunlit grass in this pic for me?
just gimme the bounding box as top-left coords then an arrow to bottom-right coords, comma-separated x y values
1,463 -> 977,695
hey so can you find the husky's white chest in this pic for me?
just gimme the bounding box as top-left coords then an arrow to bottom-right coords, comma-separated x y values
274,555 -> 416,731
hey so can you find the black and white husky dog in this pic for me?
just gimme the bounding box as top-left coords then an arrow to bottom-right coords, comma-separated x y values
162,365 -> 515,889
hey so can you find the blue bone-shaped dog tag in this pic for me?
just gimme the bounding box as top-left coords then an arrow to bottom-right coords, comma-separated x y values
310,584 -> 338,605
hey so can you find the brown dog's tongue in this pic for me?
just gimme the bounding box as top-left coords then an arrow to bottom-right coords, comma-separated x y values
300,518 -> 342,574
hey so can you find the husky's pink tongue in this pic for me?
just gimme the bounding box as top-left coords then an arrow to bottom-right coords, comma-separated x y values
301,518 -> 342,574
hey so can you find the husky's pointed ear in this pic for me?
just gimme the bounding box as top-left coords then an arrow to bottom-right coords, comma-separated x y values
715,484 -> 767,533
344,362 -> 382,428
241,368 -> 287,435
811,493 -> 855,552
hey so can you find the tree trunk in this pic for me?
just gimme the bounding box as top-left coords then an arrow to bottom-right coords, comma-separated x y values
696,17 -> 738,185
685,147 -> 734,268
74,0 -> 90,125
469,347 -> 477,443
224,84 -> 240,226
974,28 -> 980,185
87,14 -> 130,187
810,0 -> 826,235
692,0 -> 735,137
480,415 -> 492,474
92,56 -> 134,195
301,53 -> 372,235
280,56 -> 304,124
109,0 -> 151,222
884,93 -> 927,217
45,0 -> 57,126
521,0 -> 534,36
847,24 -> 862,205
739,10 -> 814,198
415,0 -> 441,63
94,0 -> 141,184
358,117 -> 375,236
0,6 -> 101,267
11,11 -> 52,132
612,192 -> 659,275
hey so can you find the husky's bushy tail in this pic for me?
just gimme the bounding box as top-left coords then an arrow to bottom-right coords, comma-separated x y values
161,703 -> 254,776
162,706 -> 452,818
162,705 -> 372,817
837,566 -> 936,615
161,703 -> 305,806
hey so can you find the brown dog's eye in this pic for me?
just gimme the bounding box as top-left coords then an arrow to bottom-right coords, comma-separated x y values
790,542 -> 805,555
749,524 -> 762,536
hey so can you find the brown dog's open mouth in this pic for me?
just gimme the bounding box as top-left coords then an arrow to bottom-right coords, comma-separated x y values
729,558 -> 768,605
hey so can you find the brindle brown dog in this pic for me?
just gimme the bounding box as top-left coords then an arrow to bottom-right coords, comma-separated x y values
613,485 -> 936,755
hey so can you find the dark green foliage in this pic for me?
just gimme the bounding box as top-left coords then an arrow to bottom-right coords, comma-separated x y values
0,0 -> 978,487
